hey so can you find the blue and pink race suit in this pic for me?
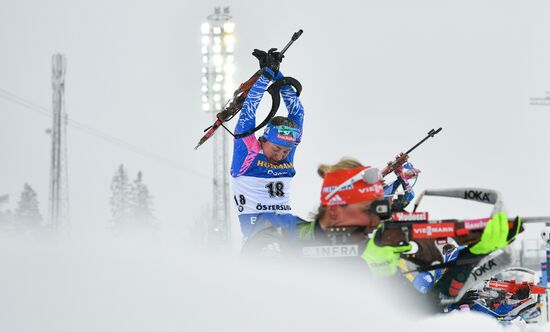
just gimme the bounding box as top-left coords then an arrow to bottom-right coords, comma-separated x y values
230,68 -> 304,239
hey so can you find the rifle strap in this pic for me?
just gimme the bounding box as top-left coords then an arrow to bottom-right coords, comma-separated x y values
220,122 -> 235,137
233,76 -> 302,139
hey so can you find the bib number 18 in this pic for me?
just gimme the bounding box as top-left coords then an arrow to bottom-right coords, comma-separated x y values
265,182 -> 285,197
233,194 -> 246,212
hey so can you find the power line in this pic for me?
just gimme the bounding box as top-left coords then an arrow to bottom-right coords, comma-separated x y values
0,87 -> 210,179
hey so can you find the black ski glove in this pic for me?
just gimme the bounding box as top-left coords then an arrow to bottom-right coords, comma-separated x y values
454,290 -> 480,306
252,48 -> 284,76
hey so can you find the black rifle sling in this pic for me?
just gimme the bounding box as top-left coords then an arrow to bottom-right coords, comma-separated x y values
233,76 -> 302,139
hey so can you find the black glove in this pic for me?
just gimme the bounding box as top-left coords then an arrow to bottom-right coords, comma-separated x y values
456,290 -> 480,306
252,48 -> 284,76
511,286 -> 530,300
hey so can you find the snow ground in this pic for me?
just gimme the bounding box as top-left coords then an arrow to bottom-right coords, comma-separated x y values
0,238 -> 546,332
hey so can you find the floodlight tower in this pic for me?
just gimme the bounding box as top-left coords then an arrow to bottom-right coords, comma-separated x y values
201,7 -> 235,247
48,54 -> 70,236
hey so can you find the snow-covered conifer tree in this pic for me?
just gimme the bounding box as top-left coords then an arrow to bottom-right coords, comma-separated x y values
109,164 -> 131,231
0,194 -> 13,232
14,184 -> 43,228
129,171 -> 156,231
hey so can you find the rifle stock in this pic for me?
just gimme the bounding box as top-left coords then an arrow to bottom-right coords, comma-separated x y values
376,214 -> 523,266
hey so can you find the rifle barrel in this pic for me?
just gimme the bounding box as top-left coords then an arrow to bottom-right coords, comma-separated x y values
404,127 -> 442,155
521,216 -> 550,224
195,30 -> 303,150
279,29 -> 303,55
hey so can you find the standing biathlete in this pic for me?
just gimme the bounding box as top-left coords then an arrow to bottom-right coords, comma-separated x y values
231,48 -> 304,240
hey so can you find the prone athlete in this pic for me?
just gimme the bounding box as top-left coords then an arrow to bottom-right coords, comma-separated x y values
243,157 -> 522,312
241,158 -> 386,260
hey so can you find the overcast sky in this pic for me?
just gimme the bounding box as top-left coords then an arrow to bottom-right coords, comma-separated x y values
1,0 -> 549,242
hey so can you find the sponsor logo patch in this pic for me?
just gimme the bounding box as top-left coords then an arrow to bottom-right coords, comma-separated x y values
463,190 -> 491,203
302,245 -> 360,258
393,212 -> 429,222
412,223 -> 455,239
257,160 -> 294,169
487,281 -> 510,290
464,218 -> 489,230
276,134 -> 296,141
358,183 -> 384,194
322,184 -> 354,194
327,194 -> 347,206
471,259 -> 497,281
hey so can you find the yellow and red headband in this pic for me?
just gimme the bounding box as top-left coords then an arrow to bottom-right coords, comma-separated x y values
320,166 -> 384,206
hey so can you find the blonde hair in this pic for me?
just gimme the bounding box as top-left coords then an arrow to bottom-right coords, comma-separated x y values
317,158 -> 363,178
312,158 -> 364,221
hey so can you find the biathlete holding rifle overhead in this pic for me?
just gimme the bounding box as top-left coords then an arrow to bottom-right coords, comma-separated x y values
231,48 -> 304,240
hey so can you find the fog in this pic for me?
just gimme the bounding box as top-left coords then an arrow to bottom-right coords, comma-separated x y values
1,0 -> 549,240
0,238 -> 517,332
1,0 -> 550,330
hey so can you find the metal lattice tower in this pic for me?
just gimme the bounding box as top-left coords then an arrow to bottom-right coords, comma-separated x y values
201,7 -> 235,247
48,54 -> 70,236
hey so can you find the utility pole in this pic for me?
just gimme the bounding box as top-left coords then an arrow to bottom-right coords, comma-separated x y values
200,7 -> 235,248
48,53 -> 70,237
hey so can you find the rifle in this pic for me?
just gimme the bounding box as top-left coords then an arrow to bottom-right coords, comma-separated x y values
195,30 -> 304,150
380,128 -> 442,211
375,212 -> 524,266
446,278 -> 548,318
381,127 -> 442,177
484,279 -> 548,296
375,188 -> 549,267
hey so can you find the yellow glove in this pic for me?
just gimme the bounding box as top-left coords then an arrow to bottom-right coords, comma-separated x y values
362,227 -> 412,277
469,212 -> 521,255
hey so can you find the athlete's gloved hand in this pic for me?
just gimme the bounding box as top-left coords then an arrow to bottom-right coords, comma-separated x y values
362,226 -> 412,277
451,290 -> 479,308
252,48 -> 283,76
469,211 -> 521,255
252,49 -> 267,68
